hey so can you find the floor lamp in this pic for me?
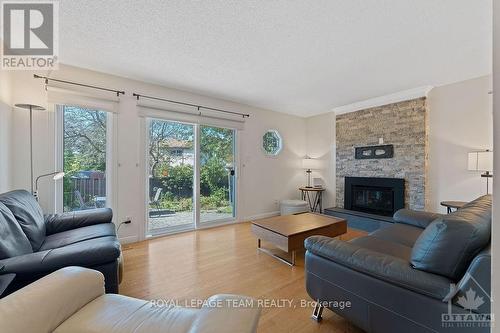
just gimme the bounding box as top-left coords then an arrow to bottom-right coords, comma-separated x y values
34,171 -> 65,201
14,104 -> 46,194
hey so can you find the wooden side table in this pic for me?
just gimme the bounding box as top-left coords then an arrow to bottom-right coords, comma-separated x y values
440,201 -> 467,214
299,187 -> 325,213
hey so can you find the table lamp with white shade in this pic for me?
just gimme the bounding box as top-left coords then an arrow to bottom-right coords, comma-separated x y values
302,157 -> 320,188
468,150 -> 493,194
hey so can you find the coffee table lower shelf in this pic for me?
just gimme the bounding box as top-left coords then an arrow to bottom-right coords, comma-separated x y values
257,239 -> 297,266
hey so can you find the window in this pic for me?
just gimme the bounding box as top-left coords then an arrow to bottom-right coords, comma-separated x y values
61,106 -> 110,212
262,129 -> 282,156
171,149 -> 183,157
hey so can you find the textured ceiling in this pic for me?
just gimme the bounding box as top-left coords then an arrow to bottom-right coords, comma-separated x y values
58,0 -> 492,117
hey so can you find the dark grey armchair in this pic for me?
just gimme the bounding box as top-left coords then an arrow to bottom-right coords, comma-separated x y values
0,190 -> 122,295
305,195 -> 492,333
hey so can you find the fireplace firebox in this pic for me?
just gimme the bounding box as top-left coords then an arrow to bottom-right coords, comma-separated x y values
344,177 -> 405,216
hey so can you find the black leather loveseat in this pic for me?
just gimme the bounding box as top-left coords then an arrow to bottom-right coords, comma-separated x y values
0,190 -> 122,295
305,195 -> 491,333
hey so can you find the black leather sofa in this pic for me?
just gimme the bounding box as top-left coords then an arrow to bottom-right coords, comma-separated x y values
305,195 -> 491,333
0,190 -> 122,295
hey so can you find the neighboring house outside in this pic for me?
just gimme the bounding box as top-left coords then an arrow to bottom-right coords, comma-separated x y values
162,138 -> 194,166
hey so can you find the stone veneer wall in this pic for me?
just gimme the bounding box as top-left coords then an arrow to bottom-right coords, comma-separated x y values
336,97 -> 428,210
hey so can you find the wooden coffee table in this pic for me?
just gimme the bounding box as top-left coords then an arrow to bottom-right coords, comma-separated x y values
251,213 -> 347,266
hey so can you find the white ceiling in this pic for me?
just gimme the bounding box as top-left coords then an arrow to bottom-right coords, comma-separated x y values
58,0 -> 492,117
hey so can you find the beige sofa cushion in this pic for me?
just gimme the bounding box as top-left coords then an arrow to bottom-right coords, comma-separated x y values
56,293 -> 261,333
54,294 -> 198,333
0,266 -> 104,333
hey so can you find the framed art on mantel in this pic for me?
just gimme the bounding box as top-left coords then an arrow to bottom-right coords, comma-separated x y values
355,144 -> 394,159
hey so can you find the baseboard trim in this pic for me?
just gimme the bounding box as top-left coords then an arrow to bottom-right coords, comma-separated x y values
119,235 -> 139,244
239,211 -> 280,222
119,211 -> 280,244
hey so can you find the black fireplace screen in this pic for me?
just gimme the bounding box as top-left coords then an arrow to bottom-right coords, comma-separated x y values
352,186 -> 394,215
344,177 -> 405,216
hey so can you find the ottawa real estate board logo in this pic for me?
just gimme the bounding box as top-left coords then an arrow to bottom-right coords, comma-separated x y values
442,276 -> 494,329
1,1 -> 58,69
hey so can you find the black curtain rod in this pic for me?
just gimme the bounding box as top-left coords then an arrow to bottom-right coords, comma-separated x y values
34,74 -> 125,96
133,93 -> 250,118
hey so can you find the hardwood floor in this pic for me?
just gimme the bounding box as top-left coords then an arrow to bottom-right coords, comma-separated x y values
121,222 -> 366,333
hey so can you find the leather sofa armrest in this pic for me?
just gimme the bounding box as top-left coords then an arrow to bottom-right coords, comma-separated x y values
190,294 -> 261,333
393,209 -> 443,228
0,237 -> 121,278
44,208 -> 113,235
0,267 -> 104,333
445,246 -> 491,313
305,236 -> 452,300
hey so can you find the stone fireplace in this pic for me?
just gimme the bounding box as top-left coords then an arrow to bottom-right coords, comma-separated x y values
336,98 -> 428,211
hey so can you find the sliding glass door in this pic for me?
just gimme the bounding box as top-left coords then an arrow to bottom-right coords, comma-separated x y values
147,119 -> 195,233
200,125 -> 236,223
146,119 -> 236,235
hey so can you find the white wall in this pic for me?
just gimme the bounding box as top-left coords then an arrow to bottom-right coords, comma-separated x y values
427,75 -> 493,213
8,65 -> 306,243
0,70 -> 12,192
305,112 -> 336,208
492,1 -> 499,327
